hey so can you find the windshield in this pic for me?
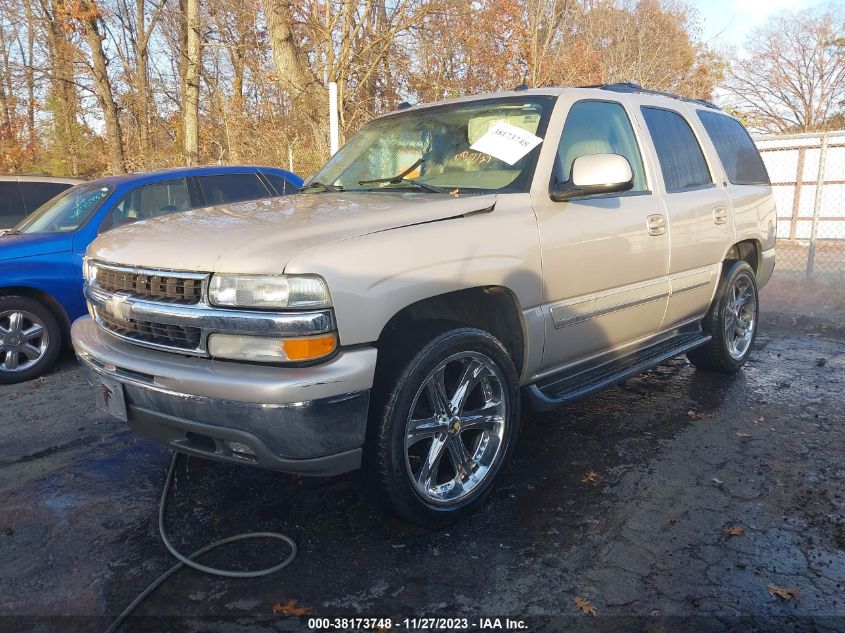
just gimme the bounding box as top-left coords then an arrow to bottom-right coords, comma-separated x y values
306,96 -> 555,194
15,183 -> 112,234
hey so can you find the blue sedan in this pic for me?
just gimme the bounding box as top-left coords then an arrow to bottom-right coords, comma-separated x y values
0,165 -> 302,384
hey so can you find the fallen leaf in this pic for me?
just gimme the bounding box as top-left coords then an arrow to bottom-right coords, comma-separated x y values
723,526 -> 745,536
272,600 -> 312,616
767,583 -> 801,601
688,410 -> 714,420
574,596 -> 597,616
581,471 -> 598,484
735,432 -> 751,438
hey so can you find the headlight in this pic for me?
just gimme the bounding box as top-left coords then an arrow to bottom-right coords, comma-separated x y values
208,274 -> 331,309
208,333 -> 337,363
83,258 -> 94,283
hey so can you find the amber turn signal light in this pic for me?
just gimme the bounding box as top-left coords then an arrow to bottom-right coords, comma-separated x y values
282,334 -> 337,361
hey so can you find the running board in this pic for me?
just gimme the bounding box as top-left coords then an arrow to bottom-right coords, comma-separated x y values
526,331 -> 711,412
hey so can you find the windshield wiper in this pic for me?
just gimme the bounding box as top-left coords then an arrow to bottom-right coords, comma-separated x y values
299,181 -> 343,192
358,159 -> 449,194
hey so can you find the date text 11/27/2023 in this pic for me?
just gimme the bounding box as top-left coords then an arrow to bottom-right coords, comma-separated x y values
306,617 -> 529,630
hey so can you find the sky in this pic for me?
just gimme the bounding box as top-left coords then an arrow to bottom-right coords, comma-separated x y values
692,0 -> 830,50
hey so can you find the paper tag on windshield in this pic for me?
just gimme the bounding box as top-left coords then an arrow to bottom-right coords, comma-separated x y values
469,120 -> 543,165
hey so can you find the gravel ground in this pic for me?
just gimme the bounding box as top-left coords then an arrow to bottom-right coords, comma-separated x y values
0,277 -> 843,633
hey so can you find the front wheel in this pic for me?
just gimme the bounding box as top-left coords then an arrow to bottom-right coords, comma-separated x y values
0,295 -> 62,385
366,328 -> 520,526
687,260 -> 759,372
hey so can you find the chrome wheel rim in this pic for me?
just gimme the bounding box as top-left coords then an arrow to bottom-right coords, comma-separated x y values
404,351 -> 508,506
724,274 -> 757,360
0,310 -> 49,373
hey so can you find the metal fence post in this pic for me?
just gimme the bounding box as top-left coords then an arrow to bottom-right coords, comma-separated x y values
807,132 -> 829,276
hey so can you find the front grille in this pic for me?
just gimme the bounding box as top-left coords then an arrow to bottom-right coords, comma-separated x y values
94,266 -> 204,304
97,310 -> 202,351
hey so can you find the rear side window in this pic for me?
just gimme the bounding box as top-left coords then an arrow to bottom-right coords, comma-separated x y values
697,111 -> 770,185
20,182 -> 73,213
197,173 -> 271,205
0,181 -> 24,225
263,172 -> 294,196
641,107 -> 712,193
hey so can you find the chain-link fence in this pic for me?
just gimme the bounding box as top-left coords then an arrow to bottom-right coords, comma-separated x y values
754,131 -> 845,278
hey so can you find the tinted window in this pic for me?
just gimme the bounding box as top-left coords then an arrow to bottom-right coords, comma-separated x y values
197,173 -> 270,205
641,107 -> 712,192
555,100 -> 647,192
20,182 -> 74,213
263,172 -> 294,196
101,179 -> 190,233
697,111 -> 769,185
0,182 -> 24,225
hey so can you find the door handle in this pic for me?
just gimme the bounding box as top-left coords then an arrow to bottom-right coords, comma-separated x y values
646,214 -> 666,236
713,207 -> 728,225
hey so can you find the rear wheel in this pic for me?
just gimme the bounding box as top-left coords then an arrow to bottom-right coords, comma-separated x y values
367,328 -> 520,526
687,260 -> 758,372
0,296 -> 62,384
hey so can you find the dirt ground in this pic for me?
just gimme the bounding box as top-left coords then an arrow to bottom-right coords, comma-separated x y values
1,275 -> 843,633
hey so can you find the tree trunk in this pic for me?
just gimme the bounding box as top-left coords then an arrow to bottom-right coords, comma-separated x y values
81,2 -> 126,173
183,0 -> 200,165
136,0 -> 149,154
263,0 -> 327,150
0,22 -> 13,136
43,0 -> 80,174
24,0 -> 36,148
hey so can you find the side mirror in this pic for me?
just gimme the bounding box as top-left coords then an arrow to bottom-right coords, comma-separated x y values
550,153 -> 634,202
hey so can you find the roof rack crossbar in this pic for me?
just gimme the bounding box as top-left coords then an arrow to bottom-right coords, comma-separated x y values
579,82 -> 721,110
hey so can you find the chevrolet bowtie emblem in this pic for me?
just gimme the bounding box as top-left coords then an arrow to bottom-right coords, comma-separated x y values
106,293 -> 132,321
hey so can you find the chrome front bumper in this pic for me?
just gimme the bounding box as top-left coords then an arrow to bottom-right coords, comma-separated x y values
72,317 -> 377,475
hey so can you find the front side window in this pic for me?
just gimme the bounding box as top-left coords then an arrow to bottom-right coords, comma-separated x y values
197,173 -> 271,205
100,179 -> 190,233
697,110 -> 770,185
641,107 -> 712,193
307,97 -> 556,194
16,184 -> 111,233
554,100 -> 647,192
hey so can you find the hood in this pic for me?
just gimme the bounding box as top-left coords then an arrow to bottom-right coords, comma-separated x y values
89,192 -> 497,273
0,231 -> 74,262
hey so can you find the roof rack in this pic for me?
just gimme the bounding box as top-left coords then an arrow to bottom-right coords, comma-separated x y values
579,82 -> 721,111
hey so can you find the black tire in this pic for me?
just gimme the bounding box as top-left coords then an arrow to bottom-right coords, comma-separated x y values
687,260 -> 759,373
365,327 -> 521,527
0,295 -> 62,385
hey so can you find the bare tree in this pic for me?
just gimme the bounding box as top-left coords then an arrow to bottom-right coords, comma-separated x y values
264,0 -> 327,149
723,8 -> 845,132
78,0 -> 127,172
183,0 -> 200,164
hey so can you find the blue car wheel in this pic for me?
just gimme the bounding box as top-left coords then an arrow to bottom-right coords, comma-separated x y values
0,295 -> 61,384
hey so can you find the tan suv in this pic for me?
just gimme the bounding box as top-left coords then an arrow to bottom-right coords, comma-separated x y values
71,84 -> 776,525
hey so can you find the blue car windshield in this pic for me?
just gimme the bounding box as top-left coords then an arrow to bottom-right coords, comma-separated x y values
15,183 -> 112,234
